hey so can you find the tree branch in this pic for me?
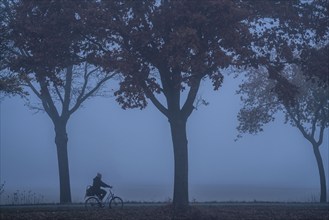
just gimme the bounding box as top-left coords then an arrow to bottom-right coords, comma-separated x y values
76,64 -> 91,104
82,34 -> 111,54
76,65 -> 101,105
54,84 -> 64,105
286,106 -> 313,144
25,79 -> 42,100
69,72 -> 116,114
39,78 -> 59,121
317,120 -> 326,147
311,98 -> 325,138
62,66 -> 73,117
181,76 -> 202,120
142,82 -> 168,117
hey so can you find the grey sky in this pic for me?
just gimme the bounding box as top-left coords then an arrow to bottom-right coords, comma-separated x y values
1,75 -> 328,203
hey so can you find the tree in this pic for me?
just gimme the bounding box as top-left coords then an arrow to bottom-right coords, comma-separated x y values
1,0 -> 117,203
89,0 -> 254,209
237,63 -> 328,202
236,0 -> 328,203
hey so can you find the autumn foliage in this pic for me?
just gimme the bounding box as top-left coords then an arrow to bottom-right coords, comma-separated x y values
1,0 -> 328,208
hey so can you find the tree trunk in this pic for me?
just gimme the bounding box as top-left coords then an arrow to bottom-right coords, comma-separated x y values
313,144 -> 327,203
54,122 -> 72,204
169,117 -> 189,210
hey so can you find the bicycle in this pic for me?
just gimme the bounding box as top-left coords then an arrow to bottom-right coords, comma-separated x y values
84,186 -> 123,209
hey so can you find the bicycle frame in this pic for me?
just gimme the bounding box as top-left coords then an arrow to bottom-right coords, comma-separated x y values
102,188 -> 115,204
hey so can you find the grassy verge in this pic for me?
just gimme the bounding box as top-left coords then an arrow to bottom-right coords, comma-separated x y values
1,203 -> 328,220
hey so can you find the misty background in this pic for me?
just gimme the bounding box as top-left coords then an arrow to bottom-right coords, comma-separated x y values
1,75 -> 328,203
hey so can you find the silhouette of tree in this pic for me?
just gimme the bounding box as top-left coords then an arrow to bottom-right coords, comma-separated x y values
237,1 -> 328,202
237,62 -> 328,202
88,0 -> 254,210
1,0 -> 117,203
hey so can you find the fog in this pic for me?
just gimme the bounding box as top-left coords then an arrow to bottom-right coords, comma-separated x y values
1,76 -> 328,203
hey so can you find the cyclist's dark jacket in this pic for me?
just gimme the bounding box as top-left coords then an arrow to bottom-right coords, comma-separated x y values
93,176 -> 110,190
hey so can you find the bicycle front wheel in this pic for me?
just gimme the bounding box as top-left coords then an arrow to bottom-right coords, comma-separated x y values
85,197 -> 100,210
109,196 -> 123,209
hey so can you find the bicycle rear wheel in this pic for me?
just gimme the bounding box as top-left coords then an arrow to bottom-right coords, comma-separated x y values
109,196 -> 123,209
85,197 -> 100,210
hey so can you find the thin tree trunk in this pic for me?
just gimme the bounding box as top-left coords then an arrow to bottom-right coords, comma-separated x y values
313,144 -> 327,203
54,122 -> 72,204
169,117 -> 189,210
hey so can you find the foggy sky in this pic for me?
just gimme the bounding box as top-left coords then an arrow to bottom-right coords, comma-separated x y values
1,75 -> 328,203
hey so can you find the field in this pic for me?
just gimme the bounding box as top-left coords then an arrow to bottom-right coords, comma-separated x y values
1,203 -> 329,220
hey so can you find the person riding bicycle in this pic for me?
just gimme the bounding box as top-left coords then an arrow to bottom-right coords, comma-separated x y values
92,173 -> 112,201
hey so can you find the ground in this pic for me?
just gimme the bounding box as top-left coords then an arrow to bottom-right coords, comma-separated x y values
1,203 -> 329,220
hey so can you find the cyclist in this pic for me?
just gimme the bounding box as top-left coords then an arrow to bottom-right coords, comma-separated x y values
92,173 -> 112,201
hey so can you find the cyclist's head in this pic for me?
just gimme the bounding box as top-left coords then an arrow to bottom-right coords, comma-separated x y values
97,173 -> 102,178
